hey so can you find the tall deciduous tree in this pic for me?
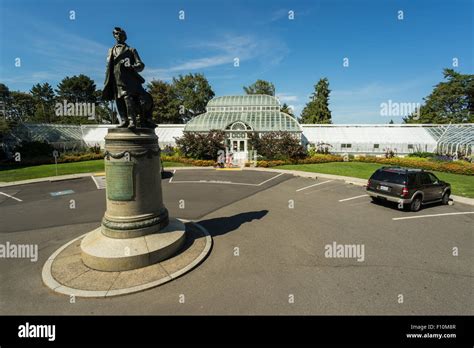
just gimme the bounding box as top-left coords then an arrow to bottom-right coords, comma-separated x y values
404,69 -> 474,124
0,84 -> 11,142
300,78 -> 332,124
148,74 -> 214,124
172,73 -> 215,122
147,80 -> 180,123
8,91 -> 36,123
243,80 -> 275,96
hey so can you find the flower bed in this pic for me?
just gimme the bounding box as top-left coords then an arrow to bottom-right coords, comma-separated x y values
256,154 -> 344,168
354,156 -> 474,175
161,155 -> 214,167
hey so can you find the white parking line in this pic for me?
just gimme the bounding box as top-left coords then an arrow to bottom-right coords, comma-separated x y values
0,191 -> 22,202
296,180 -> 333,192
169,169 -> 176,183
339,194 -> 367,202
392,212 -> 474,221
169,172 -> 285,187
170,180 -> 257,186
256,173 -> 285,186
91,175 -> 106,189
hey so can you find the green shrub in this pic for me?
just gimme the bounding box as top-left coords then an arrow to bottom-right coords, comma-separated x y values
13,141 -> 54,160
355,156 -> 474,175
161,155 -> 214,167
248,131 -> 306,160
88,144 -> 102,154
256,154 -> 343,167
175,130 -> 225,160
408,152 -> 434,158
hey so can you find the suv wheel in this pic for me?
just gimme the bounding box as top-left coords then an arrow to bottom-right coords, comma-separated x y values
442,191 -> 450,205
410,196 -> 422,212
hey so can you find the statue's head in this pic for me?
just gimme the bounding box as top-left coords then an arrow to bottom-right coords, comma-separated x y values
113,27 -> 127,44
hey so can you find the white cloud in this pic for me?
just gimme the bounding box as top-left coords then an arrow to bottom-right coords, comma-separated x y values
276,93 -> 299,103
144,34 -> 289,81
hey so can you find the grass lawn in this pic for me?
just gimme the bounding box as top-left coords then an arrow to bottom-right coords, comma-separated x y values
0,160 -> 192,182
278,162 -> 474,198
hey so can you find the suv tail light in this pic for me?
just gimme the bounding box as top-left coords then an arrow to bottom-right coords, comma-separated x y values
366,179 -> 371,188
401,187 -> 409,197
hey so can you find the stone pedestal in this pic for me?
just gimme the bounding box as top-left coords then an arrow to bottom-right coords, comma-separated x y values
80,128 -> 186,272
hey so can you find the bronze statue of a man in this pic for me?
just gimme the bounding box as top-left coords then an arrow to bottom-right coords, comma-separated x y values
102,27 -> 155,129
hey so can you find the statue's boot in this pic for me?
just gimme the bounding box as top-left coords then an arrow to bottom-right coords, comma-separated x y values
118,120 -> 129,128
128,118 -> 136,129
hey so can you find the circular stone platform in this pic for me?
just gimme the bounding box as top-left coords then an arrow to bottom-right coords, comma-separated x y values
42,221 -> 212,298
81,218 -> 186,272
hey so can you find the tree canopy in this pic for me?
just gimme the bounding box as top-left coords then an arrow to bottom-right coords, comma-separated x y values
300,78 -> 332,124
148,80 -> 180,123
148,73 -> 214,124
280,103 -> 294,116
172,73 -> 215,122
404,69 -> 474,124
30,83 -> 55,123
56,74 -> 97,103
243,80 -> 275,96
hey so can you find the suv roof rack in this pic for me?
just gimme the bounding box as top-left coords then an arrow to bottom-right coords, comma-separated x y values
380,166 -> 424,173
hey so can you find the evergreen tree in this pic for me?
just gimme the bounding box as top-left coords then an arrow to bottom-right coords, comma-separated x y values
300,78 -> 332,124
30,82 -> 55,123
280,103 -> 294,116
56,74 -> 97,103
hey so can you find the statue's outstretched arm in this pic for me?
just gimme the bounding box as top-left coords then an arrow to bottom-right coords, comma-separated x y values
132,48 -> 145,72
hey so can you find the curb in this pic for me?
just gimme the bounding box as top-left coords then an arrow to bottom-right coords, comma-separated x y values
0,173 -> 95,187
0,166 -> 214,187
42,220 -> 212,298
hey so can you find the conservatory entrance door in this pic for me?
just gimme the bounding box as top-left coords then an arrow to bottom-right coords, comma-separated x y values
227,121 -> 250,166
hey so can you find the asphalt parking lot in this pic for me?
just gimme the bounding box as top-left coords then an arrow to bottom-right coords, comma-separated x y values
0,169 -> 472,315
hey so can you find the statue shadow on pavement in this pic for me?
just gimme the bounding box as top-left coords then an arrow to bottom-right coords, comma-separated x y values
197,210 -> 269,237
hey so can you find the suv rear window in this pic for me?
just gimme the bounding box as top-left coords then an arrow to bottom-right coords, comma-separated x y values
371,170 -> 407,184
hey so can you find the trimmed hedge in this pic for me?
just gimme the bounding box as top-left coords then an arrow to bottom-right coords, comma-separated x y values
161,155 -> 214,167
1,152 -> 104,167
256,154 -> 344,168
57,153 -> 104,163
354,156 -> 474,175
256,153 -> 474,176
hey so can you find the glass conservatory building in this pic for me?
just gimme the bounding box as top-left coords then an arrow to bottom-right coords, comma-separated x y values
184,95 -> 302,156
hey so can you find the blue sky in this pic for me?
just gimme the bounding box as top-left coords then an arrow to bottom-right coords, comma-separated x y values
0,0 -> 472,123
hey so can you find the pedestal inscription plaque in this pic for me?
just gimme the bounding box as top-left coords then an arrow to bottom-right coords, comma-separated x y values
105,161 -> 134,201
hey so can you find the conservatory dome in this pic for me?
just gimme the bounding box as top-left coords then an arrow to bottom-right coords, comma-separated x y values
184,95 -> 302,133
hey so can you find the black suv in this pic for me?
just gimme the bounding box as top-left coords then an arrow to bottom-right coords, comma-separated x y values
366,167 -> 451,211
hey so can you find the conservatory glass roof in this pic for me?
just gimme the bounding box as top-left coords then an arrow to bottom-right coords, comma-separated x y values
426,124 -> 474,153
207,95 -> 280,107
185,95 -> 302,132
